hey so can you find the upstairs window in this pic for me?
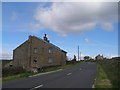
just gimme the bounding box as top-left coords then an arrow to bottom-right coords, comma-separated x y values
48,48 -> 53,53
48,58 -> 53,63
34,48 -> 38,53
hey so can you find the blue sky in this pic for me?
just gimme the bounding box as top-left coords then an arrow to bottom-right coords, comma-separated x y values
1,2 -> 118,60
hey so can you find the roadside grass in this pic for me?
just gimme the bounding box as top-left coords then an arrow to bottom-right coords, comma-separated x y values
2,72 -> 37,82
43,61 -> 84,72
2,61 -> 85,82
0,77 -> 1,82
95,63 -> 112,88
94,59 -> 119,88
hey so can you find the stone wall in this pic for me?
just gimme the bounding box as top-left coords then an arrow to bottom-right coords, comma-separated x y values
13,40 -> 30,69
13,35 -> 67,70
29,36 -> 66,68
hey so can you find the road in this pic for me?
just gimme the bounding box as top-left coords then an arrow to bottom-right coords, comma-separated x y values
2,62 -> 97,89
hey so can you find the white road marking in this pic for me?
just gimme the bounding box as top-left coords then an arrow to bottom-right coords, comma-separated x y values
29,69 -> 63,77
92,78 -> 96,88
67,73 -> 72,75
34,85 -> 43,88
30,84 -> 43,90
79,68 -> 82,70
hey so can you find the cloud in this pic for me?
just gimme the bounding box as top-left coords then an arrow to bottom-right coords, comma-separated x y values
101,23 -> 114,32
79,53 -> 89,60
0,50 -> 12,60
0,2 -> 1,32
11,12 -> 17,21
103,54 -> 118,58
67,52 -> 89,60
84,38 -> 91,43
29,22 -> 41,33
34,2 -> 118,36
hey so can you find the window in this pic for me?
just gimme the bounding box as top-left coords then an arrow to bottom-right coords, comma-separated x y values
34,48 -> 38,53
42,48 -> 44,53
48,58 -> 53,63
48,48 -> 53,53
33,57 -> 37,63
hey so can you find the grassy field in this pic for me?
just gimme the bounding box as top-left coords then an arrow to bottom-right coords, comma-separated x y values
94,59 -> 120,88
2,61 -> 84,82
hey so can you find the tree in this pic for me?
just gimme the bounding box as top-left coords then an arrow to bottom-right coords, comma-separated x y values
84,56 -> 90,60
73,55 -> 76,61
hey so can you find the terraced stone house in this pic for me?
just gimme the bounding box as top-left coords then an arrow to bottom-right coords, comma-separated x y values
13,34 -> 67,70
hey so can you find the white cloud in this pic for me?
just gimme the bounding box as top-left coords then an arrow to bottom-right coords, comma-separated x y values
0,50 -> 12,60
34,2 -> 118,36
84,38 -> 91,43
103,54 -> 118,58
67,52 -> 89,60
11,12 -> 17,21
79,53 -> 89,60
29,23 -> 41,33
101,23 -> 114,32
0,2 -> 2,32
2,0 -> 119,2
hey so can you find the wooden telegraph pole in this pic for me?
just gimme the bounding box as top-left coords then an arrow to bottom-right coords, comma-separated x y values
78,45 -> 79,61
80,52 -> 81,61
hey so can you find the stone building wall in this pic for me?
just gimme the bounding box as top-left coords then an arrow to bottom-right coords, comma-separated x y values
13,40 -> 30,69
13,35 -> 67,70
29,36 -> 66,68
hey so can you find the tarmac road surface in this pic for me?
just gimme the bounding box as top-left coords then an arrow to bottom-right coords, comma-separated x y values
2,62 -> 97,89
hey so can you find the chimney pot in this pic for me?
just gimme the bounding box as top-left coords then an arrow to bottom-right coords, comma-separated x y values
44,34 -> 48,42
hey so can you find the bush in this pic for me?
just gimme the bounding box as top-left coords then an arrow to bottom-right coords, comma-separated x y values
66,60 -> 77,64
2,66 -> 26,77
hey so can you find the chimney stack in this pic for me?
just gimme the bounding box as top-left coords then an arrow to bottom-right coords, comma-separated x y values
43,34 -> 49,43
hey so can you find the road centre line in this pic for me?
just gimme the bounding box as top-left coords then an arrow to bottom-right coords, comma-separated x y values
67,73 -> 72,75
30,84 -> 43,90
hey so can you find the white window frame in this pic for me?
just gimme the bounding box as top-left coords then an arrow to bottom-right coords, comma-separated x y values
34,48 -> 38,53
48,48 -> 53,53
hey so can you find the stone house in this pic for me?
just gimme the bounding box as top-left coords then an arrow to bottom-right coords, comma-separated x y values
13,34 -> 67,71
84,56 -> 92,60
95,54 -> 104,60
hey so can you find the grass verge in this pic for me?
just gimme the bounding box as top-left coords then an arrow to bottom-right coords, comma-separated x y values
2,72 -> 36,82
94,59 -> 119,88
95,63 -> 112,88
2,61 -> 84,82
43,61 -> 84,72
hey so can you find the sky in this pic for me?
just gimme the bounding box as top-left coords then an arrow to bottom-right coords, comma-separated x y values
1,2 -> 118,60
